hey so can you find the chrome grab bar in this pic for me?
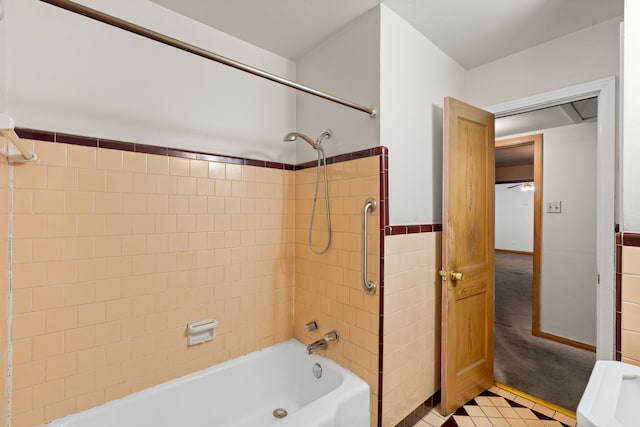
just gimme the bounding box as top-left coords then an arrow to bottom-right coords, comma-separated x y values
362,198 -> 377,295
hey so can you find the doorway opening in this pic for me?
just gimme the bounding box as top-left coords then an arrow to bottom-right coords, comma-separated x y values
493,129 -> 596,410
495,134 -> 542,337
487,77 -> 616,363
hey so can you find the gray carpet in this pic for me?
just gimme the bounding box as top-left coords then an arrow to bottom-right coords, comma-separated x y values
493,252 -> 596,411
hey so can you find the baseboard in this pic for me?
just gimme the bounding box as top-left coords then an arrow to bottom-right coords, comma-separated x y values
394,390 -> 441,427
534,331 -> 596,353
495,248 -> 534,255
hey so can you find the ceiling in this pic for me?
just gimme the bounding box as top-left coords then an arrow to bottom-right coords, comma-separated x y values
148,0 -> 380,61
495,97 -> 597,139
496,144 -> 534,169
149,0 -> 623,68
495,97 -> 597,169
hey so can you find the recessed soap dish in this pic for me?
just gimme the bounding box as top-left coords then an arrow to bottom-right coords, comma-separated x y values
186,318 -> 218,346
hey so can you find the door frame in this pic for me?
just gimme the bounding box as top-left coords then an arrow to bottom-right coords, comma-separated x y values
495,134 -> 543,338
486,76 -> 616,360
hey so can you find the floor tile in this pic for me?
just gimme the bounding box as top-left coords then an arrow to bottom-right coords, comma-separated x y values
480,406 -> 503,418
407,387 -> 575,427
513,396 -> 535,409
497,407 -> 519,418
551,413 -> 576,427
464,405 -> 486,417
453,415 -> 475,427
489,418 -> 512,427
513,408 -> 538,420
470,416 -> 493,427
421,410 -> 447,427
531,404 -> 555,418
475,396 -> 494,407
490,396 -> 511,407
495,388 -> 517,401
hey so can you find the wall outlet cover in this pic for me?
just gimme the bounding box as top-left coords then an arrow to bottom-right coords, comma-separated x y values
546,201 -> 562,213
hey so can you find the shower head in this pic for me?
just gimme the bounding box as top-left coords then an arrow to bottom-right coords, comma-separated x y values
283,132 -> 319,150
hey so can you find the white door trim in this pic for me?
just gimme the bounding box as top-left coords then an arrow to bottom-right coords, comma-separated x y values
485,76 -> 617,361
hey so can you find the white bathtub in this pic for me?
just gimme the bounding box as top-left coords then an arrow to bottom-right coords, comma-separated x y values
45,339 -> 370,427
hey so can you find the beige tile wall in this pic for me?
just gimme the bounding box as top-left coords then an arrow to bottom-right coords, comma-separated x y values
293,156 -> 380,427
381,232 -> 441,427
10,140 -> 295,426
0,138 -> 10,425
622,245 -> 640,365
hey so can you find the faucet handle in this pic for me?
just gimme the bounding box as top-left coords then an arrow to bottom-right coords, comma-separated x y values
305,321 -> 318,332
324,330 -> 339,343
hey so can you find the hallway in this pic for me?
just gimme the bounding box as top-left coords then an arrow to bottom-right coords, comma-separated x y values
493,251 -> 596,411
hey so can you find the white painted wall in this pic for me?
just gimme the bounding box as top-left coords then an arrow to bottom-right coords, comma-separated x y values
466,17 -> 621,107
624,1 -> 640,231
0,0 -> 6,112
495,183 -> 533,253
539,122 -> 597,346
380,5 -> 465,225
5,0 -> 296,163
295,7 -> 380,164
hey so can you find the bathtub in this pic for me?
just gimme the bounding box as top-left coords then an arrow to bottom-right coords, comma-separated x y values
45,339 -> 370,427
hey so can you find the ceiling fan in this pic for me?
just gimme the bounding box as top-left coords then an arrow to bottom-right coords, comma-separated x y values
507,182 -> 535,192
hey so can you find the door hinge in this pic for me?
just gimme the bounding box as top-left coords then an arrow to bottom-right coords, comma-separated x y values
597,273 -> 600,285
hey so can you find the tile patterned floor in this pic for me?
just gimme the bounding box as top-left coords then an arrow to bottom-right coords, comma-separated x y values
410,386 -> 576,427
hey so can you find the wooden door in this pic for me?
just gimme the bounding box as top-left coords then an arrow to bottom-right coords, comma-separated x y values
441,97 -> 495,415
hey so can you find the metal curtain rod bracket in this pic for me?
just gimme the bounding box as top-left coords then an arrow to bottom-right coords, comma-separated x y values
38,0 -> 378,118
0,114 -> 37,163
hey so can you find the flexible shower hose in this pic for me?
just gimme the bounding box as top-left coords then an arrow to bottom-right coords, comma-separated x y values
308,146 -> 331,254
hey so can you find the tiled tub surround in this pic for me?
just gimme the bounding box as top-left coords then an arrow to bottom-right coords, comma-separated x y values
293,155 -> 382,427
619,233 -> 640,365
7,137 -> 296,426
382,232 -> 441,427
0,130 -> 395,427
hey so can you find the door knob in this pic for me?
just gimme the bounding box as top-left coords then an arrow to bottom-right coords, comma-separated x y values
439,270 -> 464,282
451,271 -> 464,281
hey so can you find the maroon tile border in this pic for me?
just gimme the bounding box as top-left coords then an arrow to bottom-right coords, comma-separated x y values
56,132 -> 97,146
377,147 -> 388,427
296,146 -> 388,170
15,127 -> 384,171
16,127 -> 297,169
100,138 -> 136,153
385,224 -> 443,236
620,232 -> 640,247
616,234 -> 622,361
14,128 -> 55,142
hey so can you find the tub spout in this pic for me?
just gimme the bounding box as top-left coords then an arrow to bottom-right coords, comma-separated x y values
306,339 -> 328,354
306,330 -> 339,354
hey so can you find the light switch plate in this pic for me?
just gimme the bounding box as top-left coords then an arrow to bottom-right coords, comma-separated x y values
546,201 -> 561,213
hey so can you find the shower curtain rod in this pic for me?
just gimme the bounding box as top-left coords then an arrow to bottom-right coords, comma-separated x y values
38,0 -> 378,118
